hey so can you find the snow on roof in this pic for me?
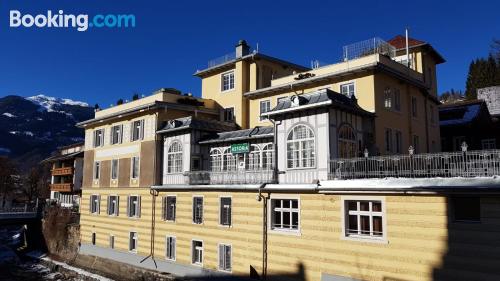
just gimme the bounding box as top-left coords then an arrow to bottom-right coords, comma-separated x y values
2,112 -> 16,118
439,102 -> 482,126
319,176 -> 500,190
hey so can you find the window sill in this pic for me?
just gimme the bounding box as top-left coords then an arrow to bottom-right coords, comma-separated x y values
220,89 -> 235,94
341,234 -> 388,244
192,262 -> 203,267
286,166 -> 316,171
218,268 -> 232,273
268,228 -> 301,236
218,224 -> 232,228
164,219 -> 176,223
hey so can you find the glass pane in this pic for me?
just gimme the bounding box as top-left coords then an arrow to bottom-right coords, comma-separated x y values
273,211 -> 281,227
292,212 -> 298,229
292,200 -> 298,209
348,201 -> 357,211
372,202 -> 382,212
360,216 -> 370,235
348,215 -> 357,234
283,212 -> 290,228
373,216 -> 383,236
360,201 -> 369,211
283,200 -> 290,208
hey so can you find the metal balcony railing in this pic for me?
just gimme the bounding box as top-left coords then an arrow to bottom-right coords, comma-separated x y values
329,147 -> 500,180
342,37 -> 396,62
186,169 -> 276,185
207,51 -> 237,68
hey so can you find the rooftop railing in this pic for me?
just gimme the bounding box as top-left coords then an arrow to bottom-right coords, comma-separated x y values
329,145 -> 500,180
342,37 -> 396,62
186,169 -> 276,185
207,51 -> 236,68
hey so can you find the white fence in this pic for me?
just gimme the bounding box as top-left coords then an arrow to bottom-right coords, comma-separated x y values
186,169 -> 276,185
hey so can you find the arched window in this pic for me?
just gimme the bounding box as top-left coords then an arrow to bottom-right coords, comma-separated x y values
167,141 -> 183,173
210,149 -> 223,171
262,144 -> 274,170
223,148 -> 237,171
338,124 -> 357,158
248,145 -> 261,170
287,125 -> 315,169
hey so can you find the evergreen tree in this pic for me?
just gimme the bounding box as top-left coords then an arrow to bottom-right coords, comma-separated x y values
132,93 -> 139,101
465,60 -> 479,100
94,103 -> 100,110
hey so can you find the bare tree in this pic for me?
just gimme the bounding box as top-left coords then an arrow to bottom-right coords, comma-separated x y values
0,157 -> 17,208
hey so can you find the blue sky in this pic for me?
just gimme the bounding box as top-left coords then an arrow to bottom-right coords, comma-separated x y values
1,0 -> 499,107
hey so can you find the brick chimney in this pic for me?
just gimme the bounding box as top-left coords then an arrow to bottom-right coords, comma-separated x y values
235,40 -> 250,58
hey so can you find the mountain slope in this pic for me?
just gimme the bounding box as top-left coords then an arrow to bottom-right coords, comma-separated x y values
0,95 -> 93,171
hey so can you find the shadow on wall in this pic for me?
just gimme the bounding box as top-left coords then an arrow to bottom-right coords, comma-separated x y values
180,263 -> 305,281
432,195 -> 500,281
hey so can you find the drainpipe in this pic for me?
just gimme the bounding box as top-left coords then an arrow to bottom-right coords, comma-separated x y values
256,183 -> 268,280
268,118 -> 280,184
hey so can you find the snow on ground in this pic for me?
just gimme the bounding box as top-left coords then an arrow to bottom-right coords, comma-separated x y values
2,112 -> 16,118
0,147 -> 11,153
9,131 -> 19,135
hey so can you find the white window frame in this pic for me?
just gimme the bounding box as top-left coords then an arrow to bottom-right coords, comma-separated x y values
93,161 -> 101,180
259,100 -> 271,121
107,195 -> 119,216
481,139 -> 496,150
163,195 -> 176,222
219,196 -> 232,227
165,235 -> 176,261
340,82 -> 355,97
110,124 -> 123,145
341,196 -> 387,244
129,231 -> 138,253
131,156 -> 140,179
93,129 -> 105,147
192,196 -> 204,224
384,87 -> 392,110
131,119 -> 144,142
218,243 -> 232,272
127,195 -> 141,218
191,239 -> 204,266
268,196 -> 300,235
220,70 -> 235,92
111,159 -> 119,180
90,194 -> 100,214
286,124 -> 316,170
166,141 -> 183,174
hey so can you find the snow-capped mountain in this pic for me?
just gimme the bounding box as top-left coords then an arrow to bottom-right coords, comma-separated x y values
0,94 -> 94,170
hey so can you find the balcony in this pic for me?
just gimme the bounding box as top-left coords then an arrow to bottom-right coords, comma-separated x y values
52,167 -> 74,176
185,169 -> 276,185
50,183 -> 73,192
329,149 -> 500,180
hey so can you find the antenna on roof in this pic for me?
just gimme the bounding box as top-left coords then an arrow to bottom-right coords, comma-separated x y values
405,27 -> 410,67
256,42 -> 259,53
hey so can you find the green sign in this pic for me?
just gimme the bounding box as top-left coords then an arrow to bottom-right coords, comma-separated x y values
231,143 -> 249,154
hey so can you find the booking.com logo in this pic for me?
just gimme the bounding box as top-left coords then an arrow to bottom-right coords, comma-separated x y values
9,10 -> 135,32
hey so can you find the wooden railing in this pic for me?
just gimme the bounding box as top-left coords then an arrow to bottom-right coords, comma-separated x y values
50,183 -> 73,192
52,167 -> 74,176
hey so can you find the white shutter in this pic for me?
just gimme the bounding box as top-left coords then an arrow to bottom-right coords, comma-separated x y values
116,196 -> 120,216
137,196 -> 141,218
225,245 -> 231,270
218,244 -> 224,269
97,195 -> 101,214
89,196 -> 93,213
172,237 -> 176,259
161,197 -> 166,220
140,119 -> 145,140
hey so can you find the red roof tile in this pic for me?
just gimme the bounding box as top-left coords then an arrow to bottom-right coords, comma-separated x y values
387,35 -> 426,49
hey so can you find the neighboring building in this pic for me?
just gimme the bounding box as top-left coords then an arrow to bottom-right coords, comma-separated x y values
43,142 -> 84,208
439,100 -> 499,151
77,37 -> 500,281
478,86 -> 500,117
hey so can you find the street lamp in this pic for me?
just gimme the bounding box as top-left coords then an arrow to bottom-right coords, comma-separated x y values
364,148 -> 369,158
408,146 -> 414,156
461,141 -> 468,152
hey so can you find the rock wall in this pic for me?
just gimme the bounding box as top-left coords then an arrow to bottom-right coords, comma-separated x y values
42,205 -> 80,262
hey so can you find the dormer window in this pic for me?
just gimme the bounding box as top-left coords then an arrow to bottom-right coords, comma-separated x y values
221,71 -> 235,92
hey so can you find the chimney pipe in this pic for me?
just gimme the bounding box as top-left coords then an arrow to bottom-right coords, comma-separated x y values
236,40 -> 250,58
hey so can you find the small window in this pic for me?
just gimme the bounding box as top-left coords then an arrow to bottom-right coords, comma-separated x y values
270,198 -> 299,232
111,125 -> 123,145
109,235 -> 115,249
481,139 -> 496,150
91,232 -> 96,245
93,129 -> 104,147
107,195 -> 119,216
193,197 -> 203,224
166,236 -> 176,260
191,156 -> 201,171
192,240 -> 203,265
131,156 -> 140,179
127,195 -> 141,218
413,135 -> 420,154
385,128 -> 393,153
411,97 -> 418,117
340,82 -> 355,97
394,89 -> 401,111
218,244 -> 232,272
93,161 -> 101,180
452,197 -> 480,222
345,200 -> 384,239
384,88 -> 392,109
163,196 -> 176,221
131,120 -> 144,141
220,197 -> 232,226
90,195 -> 100,214
111,159 -> 119,180
221,71 -> 235,92
129,232 -> 138,252
223,107 -> 234,122
260,100 -> 271,121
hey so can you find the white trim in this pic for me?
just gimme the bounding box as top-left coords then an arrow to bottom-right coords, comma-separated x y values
340,195 -> 388,244
217,243 -> 232,273
220,70 -> 236,93
218,195 -> 232,228
163,195 -> 177,222
192,195 -> 204,225
127,194 -> 141,219
286,123 -> 316,170
339,81 -> 356,97
128,231 -> 138,253
191,239 -> 204,267
267,195 -> 301,236
131,155 -> 140,179
106,194 -> 119,217
165,235 -> 177,261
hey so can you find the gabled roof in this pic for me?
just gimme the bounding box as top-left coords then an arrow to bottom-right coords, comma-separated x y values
157,116 -> 236,134
387,35 -> 445,64
41,150 -> 83,163
199,126 -> 274,144
439,100 -> 489,126
263,89 -> 374,118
